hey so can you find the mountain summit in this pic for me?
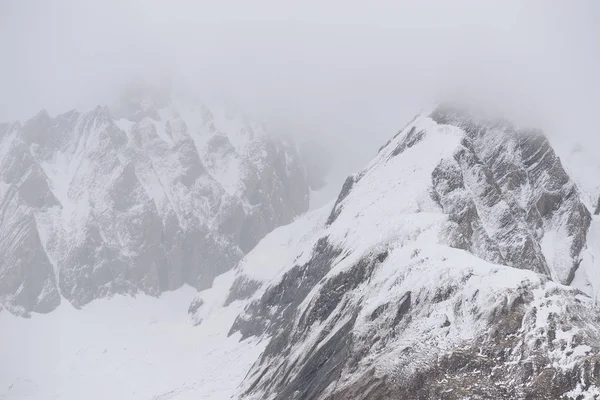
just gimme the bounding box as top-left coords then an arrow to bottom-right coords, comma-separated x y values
189,106 -> 600,399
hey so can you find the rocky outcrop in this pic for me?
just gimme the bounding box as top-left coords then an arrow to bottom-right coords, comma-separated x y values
430,107 -> 590,285
0,123 -> 61,315
326,175 -> 356,225
0,91 -> 312,315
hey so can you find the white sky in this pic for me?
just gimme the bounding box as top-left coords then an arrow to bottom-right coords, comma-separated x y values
1,0 -> 599,185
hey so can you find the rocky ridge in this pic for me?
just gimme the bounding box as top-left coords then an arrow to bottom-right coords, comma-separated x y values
191,106 -> 600,399
0,90 -> 312,315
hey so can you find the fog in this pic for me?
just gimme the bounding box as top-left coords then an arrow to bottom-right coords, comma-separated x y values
1,0 -> 599,197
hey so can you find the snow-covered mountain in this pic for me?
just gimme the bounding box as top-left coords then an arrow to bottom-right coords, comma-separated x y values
192,106 -> 600,399
4,104 -> 600,399
0,87 -> 312,316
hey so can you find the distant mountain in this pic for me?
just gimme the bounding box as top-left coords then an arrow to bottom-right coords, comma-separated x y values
0,87 -> 313,315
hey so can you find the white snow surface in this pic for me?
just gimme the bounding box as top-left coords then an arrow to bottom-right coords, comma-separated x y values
550,133 -> 600,211
0,286 -> 264,400
239,205 -> 330,282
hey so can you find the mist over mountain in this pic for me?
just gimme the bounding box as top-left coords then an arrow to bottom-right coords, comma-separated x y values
3,0 -> 598,182
2,1 -> 600,399
0,86 -> 321,315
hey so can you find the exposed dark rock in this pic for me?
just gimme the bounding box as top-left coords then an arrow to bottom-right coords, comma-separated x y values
188,297 -> 204,315
267,277 -> 600,400
327,175 -> 357,225
272,317 -> 357,400
229,237 -> 342,339
235,249 -> 394,399
391,126 -> 426,156
392,291 -> 412,327
224,275 -> 261,306
298,250 -> 388,328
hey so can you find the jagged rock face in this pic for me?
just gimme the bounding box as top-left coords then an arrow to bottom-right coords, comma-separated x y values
0,92 -> 310,315
216,107 -> 600,399
430,107 -> 590,285
0,123 -> 61,315
238,250 -> 600,400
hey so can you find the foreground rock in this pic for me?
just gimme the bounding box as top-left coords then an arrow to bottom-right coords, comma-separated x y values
190,107 -> 600,399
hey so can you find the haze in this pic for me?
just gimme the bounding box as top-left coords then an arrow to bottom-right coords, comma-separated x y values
1,0 -> 598,197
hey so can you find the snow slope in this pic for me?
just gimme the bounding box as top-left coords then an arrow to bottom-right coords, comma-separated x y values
0,285 -> 264,400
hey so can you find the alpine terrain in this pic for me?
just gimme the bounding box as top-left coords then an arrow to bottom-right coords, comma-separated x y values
3,105 -> 600,400
0,87 -> 312,316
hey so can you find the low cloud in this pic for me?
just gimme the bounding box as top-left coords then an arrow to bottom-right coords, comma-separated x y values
1,0 -> 598,188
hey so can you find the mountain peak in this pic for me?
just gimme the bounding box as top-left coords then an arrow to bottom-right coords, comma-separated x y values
192,109 -> 600,399
0,97 -> 312,315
